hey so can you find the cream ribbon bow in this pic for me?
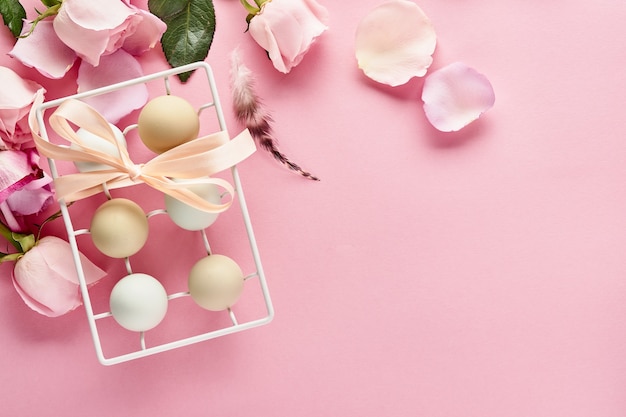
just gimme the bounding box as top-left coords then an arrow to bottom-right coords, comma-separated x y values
30,98 -> 256,213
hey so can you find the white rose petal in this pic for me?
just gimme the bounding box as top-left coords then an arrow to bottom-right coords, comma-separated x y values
355,0 -> 437,86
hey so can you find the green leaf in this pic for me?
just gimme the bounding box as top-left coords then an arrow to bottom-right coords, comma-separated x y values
0,0 -> 26,38
148,0 -> 216,83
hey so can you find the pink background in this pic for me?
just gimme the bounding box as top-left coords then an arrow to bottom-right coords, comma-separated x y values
2,0 -> 626,415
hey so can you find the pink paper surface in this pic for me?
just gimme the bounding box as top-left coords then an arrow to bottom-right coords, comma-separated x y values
2,0 -> 626,416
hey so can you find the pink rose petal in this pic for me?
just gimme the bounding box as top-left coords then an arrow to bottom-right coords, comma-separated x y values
121,3 -> 167,55
0,67 -> 45,149
12,236 -> 106,317
0,148 -> 52,228
0,149 -> 38,201
422,62 -> 495,132
0,67 -> 44,109
53,0 -> 135,66
5,176 -> 54,216
8,20 -> 77,79
355,0 -> 436,86
77,49 -> 148,124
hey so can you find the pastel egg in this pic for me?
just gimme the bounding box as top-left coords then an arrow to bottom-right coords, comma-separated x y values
71,124 -> 127,172
137,95 -> 200,154
110,273 -> 168,332
90,198 -> 149,258
164,181 -> 221,231
188,254 -> 244,311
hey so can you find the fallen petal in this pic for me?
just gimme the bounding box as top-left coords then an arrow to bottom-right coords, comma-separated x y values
355,0 -> 436,86
8,20 -> 77,79
77,50 -> 148,124
422,62 -> 495,132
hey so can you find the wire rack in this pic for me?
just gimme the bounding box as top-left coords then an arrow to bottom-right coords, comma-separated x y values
33,62 -> 274,366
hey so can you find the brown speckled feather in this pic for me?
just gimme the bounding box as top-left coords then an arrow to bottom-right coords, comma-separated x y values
229,50 -> 320,181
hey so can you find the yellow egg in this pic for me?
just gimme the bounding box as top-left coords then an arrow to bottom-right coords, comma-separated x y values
188,254 -> 244,311
137,95 -> 200,154
90,198 -> 149,258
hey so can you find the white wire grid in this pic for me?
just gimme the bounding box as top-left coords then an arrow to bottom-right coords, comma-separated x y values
34,62 -> 274,366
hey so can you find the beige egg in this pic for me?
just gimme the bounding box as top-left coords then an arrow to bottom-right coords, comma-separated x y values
137,95 -> 200,154
90,198 -> 149,258
188,254 -> 244,311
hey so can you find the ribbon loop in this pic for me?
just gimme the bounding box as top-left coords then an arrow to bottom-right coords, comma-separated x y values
29,97 -> 256,213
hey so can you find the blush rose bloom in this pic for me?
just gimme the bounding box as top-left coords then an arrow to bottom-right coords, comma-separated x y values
8,0 -> 165,123
0,67 -> 45,150
248,0 -> 329,73
52,0 -> 166,67
12,236 -> 106,317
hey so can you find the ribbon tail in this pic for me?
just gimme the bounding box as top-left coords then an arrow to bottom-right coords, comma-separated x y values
144,129 -> 257,178
144,176 -> 236,213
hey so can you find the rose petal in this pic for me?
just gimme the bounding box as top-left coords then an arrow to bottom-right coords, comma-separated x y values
8,20 -> 77,79
0,68 -> 45,149
10,116 -> 37,149
36,236 -> 106,286
355,0 -> 436,86
250,9 -> 304,72
12,236 -> 106,317
0,67 -> 44,109
12,263 -> 79,317
53,0 -> 135,66
121,4 -> 167,55
0,66 -> 44,142
422,62 -> 495,132
0,150 -> 38,202
77,50 -> 148,124
0,201 -> 22,232
58,0 -> 133,30
5,175 -> 53,216
0,153 -> 51,219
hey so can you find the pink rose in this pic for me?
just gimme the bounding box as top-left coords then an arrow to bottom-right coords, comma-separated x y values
12,236 -> 106,317
248,0 -> 329,73
0,67 -> 45,150
10,0 -> 164,72
52,0 -> 165,67
8,1 -> 165,123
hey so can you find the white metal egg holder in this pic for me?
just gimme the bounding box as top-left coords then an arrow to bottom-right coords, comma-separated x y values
34,62 -> 274,366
